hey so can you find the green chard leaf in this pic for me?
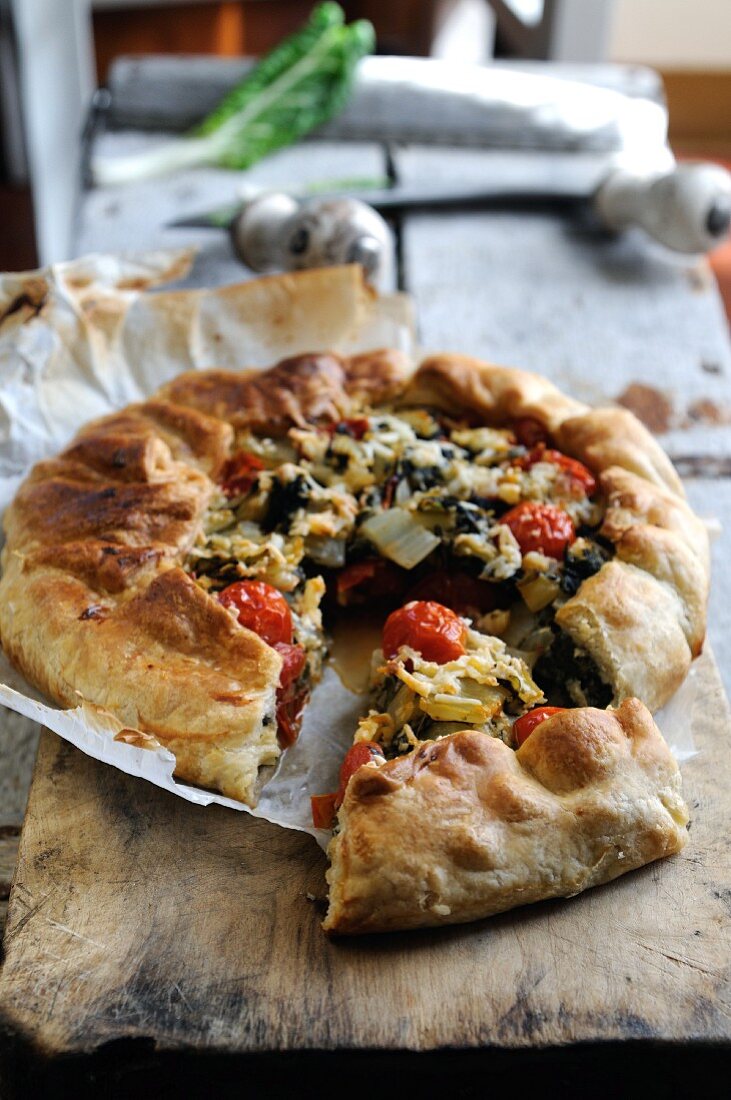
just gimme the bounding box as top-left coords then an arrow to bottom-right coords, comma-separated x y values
92,3 -> 374,186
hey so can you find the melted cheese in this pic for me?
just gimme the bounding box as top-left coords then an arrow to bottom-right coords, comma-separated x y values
355,622 -> 545,756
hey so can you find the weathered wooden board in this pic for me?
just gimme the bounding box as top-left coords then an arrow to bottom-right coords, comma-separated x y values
0,830 -> 19,937
0,710 -> 38,940
0,710 -> 38,832
0,648 -> 729,1073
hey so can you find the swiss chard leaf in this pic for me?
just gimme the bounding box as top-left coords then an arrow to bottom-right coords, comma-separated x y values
92,3 -> 374,185
195,3 -> 373,169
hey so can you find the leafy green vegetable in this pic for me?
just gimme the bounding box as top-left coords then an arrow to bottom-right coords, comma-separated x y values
92,3 -> 374,186
532,629 -> 613,709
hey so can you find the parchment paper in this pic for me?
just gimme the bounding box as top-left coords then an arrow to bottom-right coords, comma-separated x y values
0,252 -> 698,848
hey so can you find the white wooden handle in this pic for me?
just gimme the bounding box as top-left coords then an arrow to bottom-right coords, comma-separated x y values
594,162 -> 731,254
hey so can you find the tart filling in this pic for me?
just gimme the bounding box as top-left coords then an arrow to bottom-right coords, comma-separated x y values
310,599 -> 570,831
357,623 -> 544,759
185,407 -> 615,748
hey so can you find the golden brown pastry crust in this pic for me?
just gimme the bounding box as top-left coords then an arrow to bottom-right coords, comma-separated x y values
555,408 -> 684,496
550,465 -> 710,709
160,349 -> 410,436
323,700 -> 688,934
406,354 -> 684,495
555,561 -> 691,713
401,353 -> 586,432
0,351 -> 413,804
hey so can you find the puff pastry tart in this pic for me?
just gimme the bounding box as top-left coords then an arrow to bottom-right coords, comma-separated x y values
0,351 -> 704,929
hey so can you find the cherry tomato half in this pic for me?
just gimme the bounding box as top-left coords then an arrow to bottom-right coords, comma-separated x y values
383,600 -> 467,663
502,501 -> 576,559
513,417 -> 550,448
275,642 -> 307,748
219,580 -> 293,646
336,559 -> 406,606
311,792 -> 338,830
513,706 -> 566,747
518,445 -> 596,497
405,571 -> 497,618
310,741 -> 385,829
275,641 -> 306,691
336,741 -> 386,804
221,450 -> 264,497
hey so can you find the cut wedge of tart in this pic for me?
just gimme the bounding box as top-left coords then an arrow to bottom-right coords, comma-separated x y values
314,601 -> 689,934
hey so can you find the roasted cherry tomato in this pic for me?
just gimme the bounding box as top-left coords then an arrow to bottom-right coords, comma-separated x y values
310,741 -> 385,829
336,559 -> 406,605
336,741 -> 385,805
382,600 -> 467,663
513,706 -> 566,747
502,501 -> 576,558
327,417 -> 370,441
221,450 -> 264,497
276,687 -> 308,747
275,641 -> 306,690
219,580 -> 293,646
517,445 -> 596,496
513,417 -> 549,448
310,792 -> 338,830
274,641 -> 307,747
219,583 -> 304,743
405,571 -> 497,618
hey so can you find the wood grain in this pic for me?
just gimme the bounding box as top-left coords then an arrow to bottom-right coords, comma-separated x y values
0,650 -> 729,1060
0,829 -> 20,938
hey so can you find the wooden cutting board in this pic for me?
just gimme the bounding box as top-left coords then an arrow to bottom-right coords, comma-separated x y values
1,652 -> 730,1094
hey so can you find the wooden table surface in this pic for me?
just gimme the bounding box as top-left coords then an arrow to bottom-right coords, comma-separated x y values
1,58 -> 731,1096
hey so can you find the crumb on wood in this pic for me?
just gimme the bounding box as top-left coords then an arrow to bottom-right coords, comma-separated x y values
686,398 -> 731,425
616,382 -> 674,434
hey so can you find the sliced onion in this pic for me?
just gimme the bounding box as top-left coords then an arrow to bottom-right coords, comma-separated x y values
305,535 -> 347,568
517,573 -> 561,613
394,478 -> 411,506
360,508 -> 440,570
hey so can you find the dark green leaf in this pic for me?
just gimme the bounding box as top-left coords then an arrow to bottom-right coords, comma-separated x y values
192,3 -> 375,171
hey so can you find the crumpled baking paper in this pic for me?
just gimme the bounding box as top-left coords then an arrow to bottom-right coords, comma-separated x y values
0,251 -> 698,848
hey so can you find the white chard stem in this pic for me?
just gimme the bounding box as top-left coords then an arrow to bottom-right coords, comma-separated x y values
91,136 -> 217,186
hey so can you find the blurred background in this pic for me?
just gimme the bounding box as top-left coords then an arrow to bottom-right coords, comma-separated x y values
1,0 -> 729,312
